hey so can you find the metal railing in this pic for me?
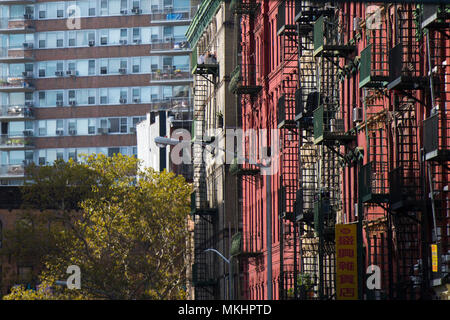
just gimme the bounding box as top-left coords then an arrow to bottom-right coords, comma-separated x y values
149,70 -> 192,82
149,37 -> 190,51
0,164 -> 26,178
0,134 -> 34,148
0,18 -> 34,30
0,77 -> 33,89
0,105 -> 34,118
149,6 -> 197,22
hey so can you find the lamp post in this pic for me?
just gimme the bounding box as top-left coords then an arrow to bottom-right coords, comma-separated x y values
154,135 -> 273,300
203,248 -> 232,300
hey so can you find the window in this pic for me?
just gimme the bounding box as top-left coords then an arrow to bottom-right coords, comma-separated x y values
120,118 -> 128,133
38,120 -> 46,136
108,147 -> 120,157
88,119 -> 96,134
68,32 -> 76,46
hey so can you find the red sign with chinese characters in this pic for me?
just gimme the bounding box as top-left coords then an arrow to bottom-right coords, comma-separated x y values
336,223 -> 358,300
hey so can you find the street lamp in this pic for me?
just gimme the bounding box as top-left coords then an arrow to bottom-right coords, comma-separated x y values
203,248 -> 232,300
154,135 -> 273,300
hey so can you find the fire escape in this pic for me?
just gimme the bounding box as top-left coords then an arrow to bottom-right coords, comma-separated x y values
276,0 -> 301,300
293,1 -> 339,301
421,3 -> 450,295
190,43 -> 219,299
229,0 -> 263,300
385,5 -> 429,300
310,3 -> 356,300
358,4 -> 393,300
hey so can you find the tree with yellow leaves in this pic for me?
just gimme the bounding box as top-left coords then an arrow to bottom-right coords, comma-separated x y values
2,154 -> 192,300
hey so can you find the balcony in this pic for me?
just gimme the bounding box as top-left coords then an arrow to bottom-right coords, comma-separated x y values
313,193 -> 335,241
0,0 -> 35,4
0,164 -> 27,179
149,7 -> 196,24
359,43 -> 389,89
421,4 -> 450,29
387,43 -> 427,91
0,46 -> 34,63
277,94 -> 296,129
0,104 -> 34,120
276,1 -> 297,36
228,64 -> 262,96
0,18 -> 35,34
313,15 -> 355,58
296,89 -> 321,129
229,0 -> 260,16
313,105 -> 355,145
149,69 -> 192,84
424,109 -> 450,162
0,134 -> 34,150
359,161 -> 389,204
230,232 -> 262,258
192,263 -> 216,287
389,166 -> 422,211
0,77 -> 34,92
190,192 -> 217,216
229,158 -> 259,176
295,2 -> 334,24
294,189 -> 314,224
149,37 -> 190,53
191,47 -> 219,76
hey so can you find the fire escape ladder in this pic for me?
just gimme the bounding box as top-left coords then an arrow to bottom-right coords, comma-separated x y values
277,0 -> 300,300
422,6 -> 450,284
191,48 -> 218,297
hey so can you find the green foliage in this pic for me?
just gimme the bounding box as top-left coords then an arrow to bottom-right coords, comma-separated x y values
3,281 -> 90,300
2,154 -> 192,300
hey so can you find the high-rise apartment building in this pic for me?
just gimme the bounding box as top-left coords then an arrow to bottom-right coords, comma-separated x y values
0,0 -> 196,186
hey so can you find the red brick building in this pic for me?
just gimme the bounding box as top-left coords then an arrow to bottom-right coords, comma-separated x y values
233,1 -> 449,300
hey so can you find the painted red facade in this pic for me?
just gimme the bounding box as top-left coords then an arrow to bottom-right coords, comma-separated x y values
234,1 -> 450,300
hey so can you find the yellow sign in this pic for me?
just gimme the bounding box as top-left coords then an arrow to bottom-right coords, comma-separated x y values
431,244 -> 438,273
335,223 -> 358,300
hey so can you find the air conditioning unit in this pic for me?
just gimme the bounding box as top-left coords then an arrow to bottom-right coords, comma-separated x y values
352,107 -> 363,122
133,98 -> 141,103
120,9 -> 128,14
23,42 -> 33,48
69,100 -> 77,106
100,37 -> 108,45
98,127 -> 108,134
119,39 -> 128,45
24,14 -> 33,20
119,98 -> 127,104
119,68 -> 127,74
132,8 -> 142,14
88,40 -> 95,46
22,71 -> 33,78
69,129 -> 77,135
133,39 -> 141,44
56,129 -> 64,136
330,118 -> 345,133
56,100 -> 63,106
66,70 -> 77,76
25,101 -> 33,107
